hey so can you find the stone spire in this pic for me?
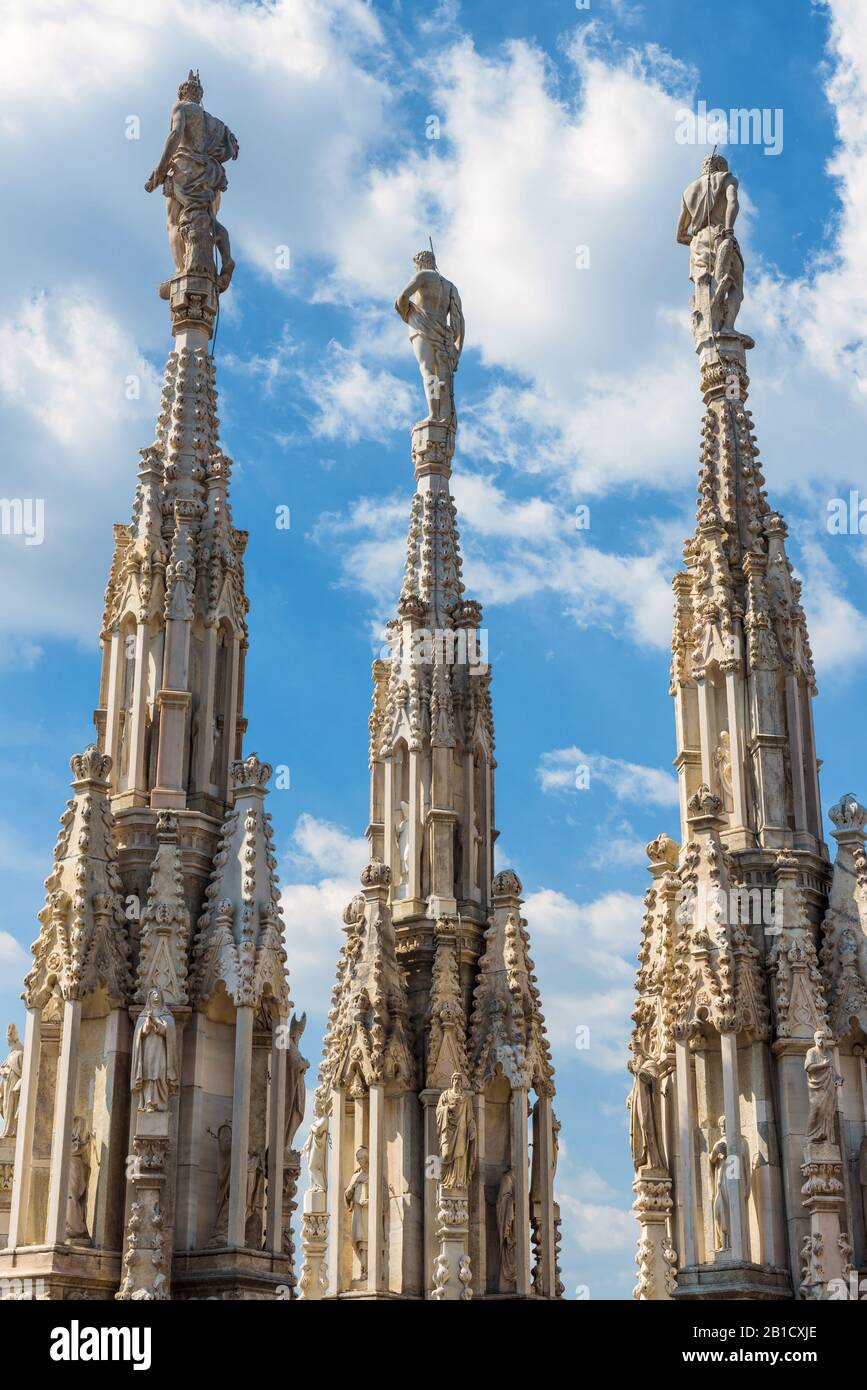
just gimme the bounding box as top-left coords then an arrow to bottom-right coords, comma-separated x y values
301,252 -> 560,1301
629,157 -> 866,1302
1,76 -> 306,1301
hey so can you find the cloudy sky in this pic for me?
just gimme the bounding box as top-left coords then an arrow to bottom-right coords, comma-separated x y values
2,0 -> 867,1299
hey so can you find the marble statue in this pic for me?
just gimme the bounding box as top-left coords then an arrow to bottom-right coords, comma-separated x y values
131,988 -> 178,1113
0,1023 -> 22,1139
713,729 -> 734,814
284,1012 -> 309,1151
302,1113 -> 329,1193
394,250 -> 464,427
496,1168 -> 517,1289
676,153 -> 744,341
210,1123 -> 232,1244
436,1071 -> 477,1189
145,70 -> 238,296
804,1029 -> 842,1144
66,1117 -> 92,1245
245,1148 -> 266,1246
344,1146 -> 370,1278
709,1115 -> 731,1252
396,800 -> 411,884
627,1057 -> 665,1171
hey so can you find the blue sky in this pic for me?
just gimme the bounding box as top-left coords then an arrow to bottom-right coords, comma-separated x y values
2,0 -> 867,1299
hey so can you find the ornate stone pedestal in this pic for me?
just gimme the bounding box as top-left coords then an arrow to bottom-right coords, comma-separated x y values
298,1186 -> 328,1301
0,1138 -> 14,1246
431,1185 -> 472,1301
800,1141 -> 850,1299
632,1169 -> 676,1300
116,1112 -> 170,1300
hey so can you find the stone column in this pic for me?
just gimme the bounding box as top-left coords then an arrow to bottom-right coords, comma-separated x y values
535,1093 -> 557,1298
470,1092 -> 486,1296
327,1089 -> 346,1295
102,630 -> 124,777
724,665 -> 751,844
6,1007 -> 41,1249
227,1004 -> 253,1248
674,1033 -> 699,1267
45,997 -> 81,1247
367,1081 -> 386,1294
127,620 -> 151,796
785,675 -> 810,848
420,1088 -> 440,1296
265,1023 -> 287,1255
512,1087 -> 531,1296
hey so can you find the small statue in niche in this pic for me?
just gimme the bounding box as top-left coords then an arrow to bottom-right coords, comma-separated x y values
627,1056 -> 665,1172
245,1148 -> 267,1248
709,1115 -> 731,1253
344,1145 -> 370,1279
209,1122 -> 232,1245
66,1116 -> 92,1245
713,729 -> 734,815
804,1029 -> 842,1145
496,1168 -> 517,1290
0,1023 -> 23,1139
131,988 -> 178,1113
395,800 -> 411,885
302,1113 -> 329,1194
436,1071 -> 477,1189
284,1012 -> 309,1151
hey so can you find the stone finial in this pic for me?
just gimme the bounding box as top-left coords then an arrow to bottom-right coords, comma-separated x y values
360,858 -> 391,889
687,784 -> 723,820
342,893 -> 365,928
231,753 -> 272,792
645,833 -> 679,870
829,793 -> 867,840
492,869 -> 523,898
69,745 -> 112,785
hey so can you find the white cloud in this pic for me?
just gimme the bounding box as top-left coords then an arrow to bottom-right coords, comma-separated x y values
286,811 -> 368,878
280,812 -> 369,1028
299,342 -> 415,444
0,931 -> 28,967
798,542 -> 867,677
538,746 -> 678,805
0,293 -> 160,646
524,885 -> 643,1070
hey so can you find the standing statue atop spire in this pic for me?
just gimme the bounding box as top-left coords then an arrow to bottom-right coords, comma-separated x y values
145,70 -> 239,301
395,250 -> 465,428
677,153 -> 745,353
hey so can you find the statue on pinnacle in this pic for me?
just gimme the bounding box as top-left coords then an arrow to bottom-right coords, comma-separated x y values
395,250 -> 465,429
145,70 -> 239,301
677,153 -> 745,354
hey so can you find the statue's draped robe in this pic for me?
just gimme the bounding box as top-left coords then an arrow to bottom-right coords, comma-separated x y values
436,1088 -> 476,1189
132,1008 -> 178,1110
